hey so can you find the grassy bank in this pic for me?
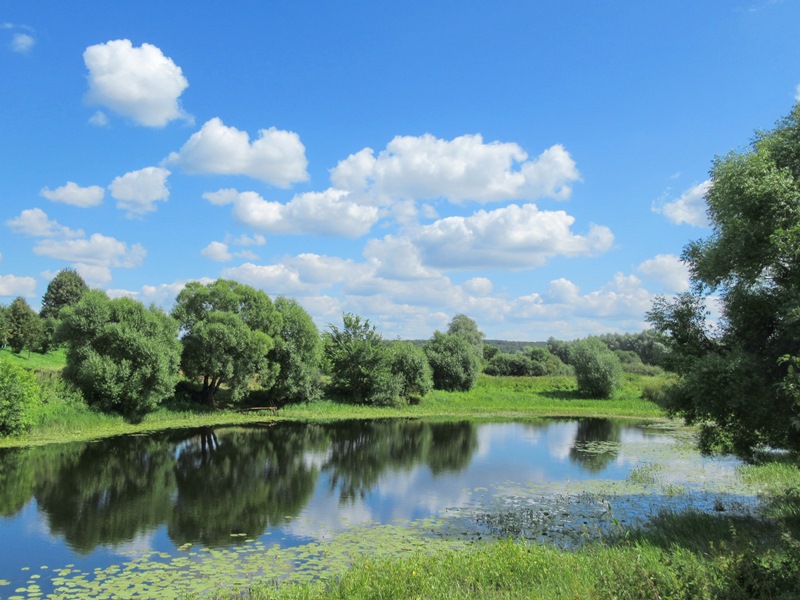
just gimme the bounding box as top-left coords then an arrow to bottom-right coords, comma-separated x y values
1,367 -> 668,448
236,458 -> 800,600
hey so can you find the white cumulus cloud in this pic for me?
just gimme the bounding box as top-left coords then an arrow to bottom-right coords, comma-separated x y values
330,134 -> 580,203
33,234 -> 146,269
0,274 -> 37,297
203,188 -> 379,237
166,118 -> 308,187
201,241 -> 233,262
637,254 -> 690,293
655,180 -> 711,227
41,181 -> 104,207
411,203 -> 614,269
6,208 -> 84,238
11,33 -> 34,53
84,39 -> 189,127
109,166 -> 171,217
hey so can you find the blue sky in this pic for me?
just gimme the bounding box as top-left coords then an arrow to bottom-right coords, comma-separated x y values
1,1 -> 799,341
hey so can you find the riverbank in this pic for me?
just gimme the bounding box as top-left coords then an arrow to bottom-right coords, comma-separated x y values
1,372 -> 668,449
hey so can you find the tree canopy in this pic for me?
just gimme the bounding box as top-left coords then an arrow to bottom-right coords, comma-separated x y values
40,268 -> 88,320
172,279 -> 280,405
60,290 -> 182,417
648,102 -> 800,456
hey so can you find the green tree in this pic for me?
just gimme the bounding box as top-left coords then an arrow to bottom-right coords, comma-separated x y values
0,304 -> 9,348
389,342 -> 433,401
324,313 -> 400,405
647,102 -> 800,456
425,331 -> 482,391
40,268 -> 88,320
266,297 -> 323,404
0,358 -> 41,436
484,352 -> 534,377
569,337 -> 622,399
60,290 -> 182,416
172,280 -> 280,405
7,297 -> 37,354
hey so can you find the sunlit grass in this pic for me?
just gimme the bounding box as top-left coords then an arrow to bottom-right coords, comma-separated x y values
2,371 -> 667,448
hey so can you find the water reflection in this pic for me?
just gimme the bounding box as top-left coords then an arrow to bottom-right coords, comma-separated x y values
0,418 -> 631,554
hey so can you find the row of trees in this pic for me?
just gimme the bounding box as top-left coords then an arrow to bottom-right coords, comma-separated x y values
0,272 -> 495,423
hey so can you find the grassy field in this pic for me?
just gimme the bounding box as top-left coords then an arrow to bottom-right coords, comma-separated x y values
1,353 -> 669,448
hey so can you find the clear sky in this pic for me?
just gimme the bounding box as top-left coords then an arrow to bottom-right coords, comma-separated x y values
1,1 -> 799,340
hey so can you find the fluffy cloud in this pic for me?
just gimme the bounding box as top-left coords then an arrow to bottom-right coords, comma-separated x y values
204,188 -> 379,237
83,39 -> 189,127
410,203 -> 613,269
0,274 -> 37,297
166,118 -> 308,187
40,181 -> 104,207
33,234 -> 146,268
464,277 -> 493,295
637,254 -> 690,293
201,241 -> 233,262
655,181 -> 711,227
109,167 -> 171,217
11,33 -> 34,53
330,134 -> 580,203
6,208 -> 84,238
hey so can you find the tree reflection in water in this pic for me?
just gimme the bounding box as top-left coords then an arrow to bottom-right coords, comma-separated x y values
0,418 -> 627,553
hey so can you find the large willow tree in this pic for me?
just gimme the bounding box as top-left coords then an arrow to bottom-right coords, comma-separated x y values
648,102 -> 800,457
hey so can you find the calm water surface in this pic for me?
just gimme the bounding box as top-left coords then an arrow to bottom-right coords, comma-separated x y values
0,419 -> 748,594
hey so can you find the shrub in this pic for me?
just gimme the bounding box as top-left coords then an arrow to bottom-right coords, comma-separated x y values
485,353 -> 534,377
60,291 -> 182,417
569,337 -> 623,398
267,297 -> 323,404
389,342 -> 433,401
0,359 -> 40,436
325,314 -> 401,405
527,346 -> 572,376
425,331 -> 482,391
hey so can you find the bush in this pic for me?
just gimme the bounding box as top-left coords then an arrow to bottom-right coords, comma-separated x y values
0,359 -> 40,436
325,314 -> 401,405
485,353 -> 534,377
267,297 -> 323,404
389,342 -> 433,401
527,346 -> 572,376
425,331 -> 482,391
569,337 -> 623,398
60,291 -> 182,417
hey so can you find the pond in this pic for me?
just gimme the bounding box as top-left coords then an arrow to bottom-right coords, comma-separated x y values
0,418 -> 757,598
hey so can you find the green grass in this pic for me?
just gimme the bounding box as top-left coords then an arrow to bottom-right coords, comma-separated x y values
1,372 -> 668,448
0,346 -> 66,372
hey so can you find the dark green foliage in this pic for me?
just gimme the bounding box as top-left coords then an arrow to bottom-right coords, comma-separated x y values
569,337 -> 623,399
389,342 -> 433,401
40,268 -> 88,320
484,352 -> 534,377
7,297 -> 37,354
425,331 -> 482,391
546,336 -> 573,364
0,304 -> 9,347
648,102 -> 800,456
483,343 -> 500,362
597,330 -> 668,365
527,346 -> 572,376
325,313 -> 400,405
447,314 -> 484,351
60,290 -> 182,416
172,280 -> 280,405
266,297 -> 323,404
0,358 -> 40,435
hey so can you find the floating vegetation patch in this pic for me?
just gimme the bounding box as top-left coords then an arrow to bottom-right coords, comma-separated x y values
4,522 -> 461,599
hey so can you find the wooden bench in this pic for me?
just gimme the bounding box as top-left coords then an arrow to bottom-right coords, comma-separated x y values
239,406 -> 279,413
